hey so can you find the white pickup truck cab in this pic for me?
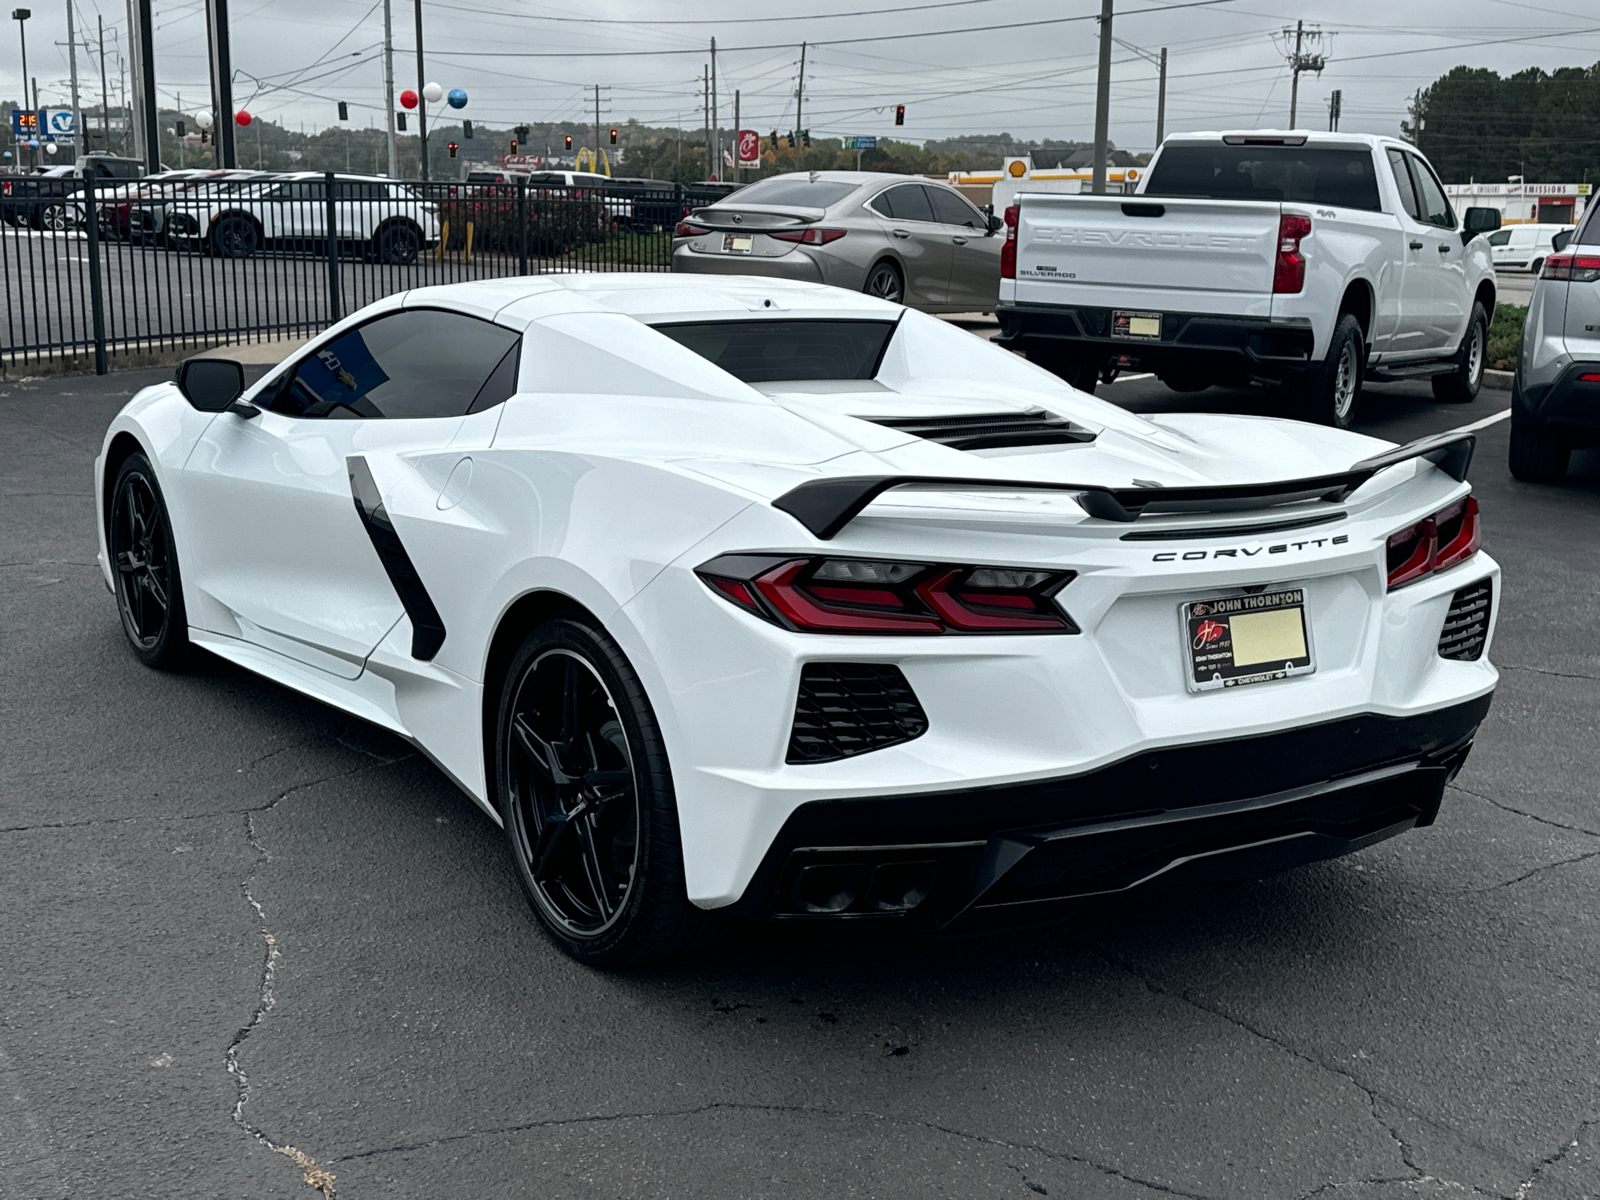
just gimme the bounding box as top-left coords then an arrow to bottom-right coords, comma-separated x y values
995,132 -> 1502,427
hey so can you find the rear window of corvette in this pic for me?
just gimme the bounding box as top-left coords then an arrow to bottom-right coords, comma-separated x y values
652,319 -> 896,383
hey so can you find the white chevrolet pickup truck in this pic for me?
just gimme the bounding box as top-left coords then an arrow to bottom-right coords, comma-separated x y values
994,131 -> 1503,427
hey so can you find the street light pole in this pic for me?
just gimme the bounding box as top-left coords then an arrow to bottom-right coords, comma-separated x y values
413,0 -> 428,180
382,0 -> 397,176
65,0 -> 81,159
1090,0 -> 1113,194
12,9 -> 31,167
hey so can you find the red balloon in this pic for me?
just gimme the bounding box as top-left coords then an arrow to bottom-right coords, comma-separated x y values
235,110 -> 252,127
399,89 -> 418,110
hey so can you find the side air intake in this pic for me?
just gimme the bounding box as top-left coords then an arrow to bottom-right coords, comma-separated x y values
1438,579 -> 1492,661
866,409 -> 1096,451
787,663 -> 929,764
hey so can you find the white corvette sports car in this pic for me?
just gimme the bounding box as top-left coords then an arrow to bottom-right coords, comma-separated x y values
96,275 -> 1498,965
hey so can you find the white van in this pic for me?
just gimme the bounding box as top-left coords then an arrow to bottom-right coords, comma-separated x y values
1487,223 -> 1575,273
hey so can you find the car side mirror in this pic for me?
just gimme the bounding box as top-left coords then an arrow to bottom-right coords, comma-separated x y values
176,357 -> 246,412
1552,229 -> 1573,252
1461,206 -> 1500,246
986,210 -> 1003,236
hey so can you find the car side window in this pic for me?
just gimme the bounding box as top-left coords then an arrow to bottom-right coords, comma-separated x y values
271,310 -> 521,420
466,340 -> 522,413
873,184 -> 935,223
1408,156 -> 1455,229
1386,149 -> 1420,221
926,186 -> 983,228
1487,229 -> 1511,246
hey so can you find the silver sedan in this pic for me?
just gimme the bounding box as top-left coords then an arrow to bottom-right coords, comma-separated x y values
671,171 -> 1003,312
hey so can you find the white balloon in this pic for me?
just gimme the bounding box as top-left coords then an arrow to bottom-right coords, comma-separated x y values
421,81 -> 443,103
44,142 -> 58,155
195,109 -> 215,129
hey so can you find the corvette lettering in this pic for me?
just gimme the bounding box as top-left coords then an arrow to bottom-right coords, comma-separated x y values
1152,534 -> 1349,562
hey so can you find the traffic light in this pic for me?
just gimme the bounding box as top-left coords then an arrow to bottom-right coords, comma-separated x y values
516,124 -> 529,142
397,112 -> 406,131
802,129 -> 811,148
175,120 -> 186,137
447,141 -> 458,159
509,139 -> 518,152
337,100 -> 349,121
564,134 -> 573,150
769,129 -> 777,150
609,127 -> 618,145
894,104 -> 905,126
463,119 -> 473,138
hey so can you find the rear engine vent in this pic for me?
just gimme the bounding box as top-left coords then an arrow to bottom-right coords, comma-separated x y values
866,409 -> 1096,451
1438,579 -> 1492,661
787,663 -> 929,764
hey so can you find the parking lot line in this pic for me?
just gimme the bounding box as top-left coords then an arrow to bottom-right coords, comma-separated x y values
1451,407 -> 1513,434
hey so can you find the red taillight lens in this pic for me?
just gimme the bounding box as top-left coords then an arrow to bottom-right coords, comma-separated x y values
1273,213 -> 1312,294
673,220 -> 700,237
1000,204 -> 1019,280
696,555 -> 1076,635
767,227 -> 846,245
1386,495 -> 1481,589
1541,253 -> 1600,282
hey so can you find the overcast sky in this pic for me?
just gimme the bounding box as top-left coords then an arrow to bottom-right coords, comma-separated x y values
5,0 -> 1598,153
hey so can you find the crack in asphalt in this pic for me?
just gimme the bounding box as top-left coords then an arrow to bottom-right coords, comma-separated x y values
1499,663 -> 1600,683
1512,1117 -> 1596,1200
1447,783 -> 1600,839
1481,849 -> 1600,892
328,1101 -> 1217,1199
1089,948 -> 1510,1195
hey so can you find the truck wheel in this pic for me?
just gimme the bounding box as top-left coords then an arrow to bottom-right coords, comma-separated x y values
1293,312 -> 1365,428
1508,424 -> 1570,482
1025,346 -> 1101,394
1431,302 -> 1488,404
1161,374 -> 1211,394
209,214 -> 260,259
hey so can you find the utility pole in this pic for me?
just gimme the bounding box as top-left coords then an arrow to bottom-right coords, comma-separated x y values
12,9 -> 30,167
709,37 -> 718,180
97,14 -> 109,155
1156,46 -> 1167,146
593,82 -> 600,173
702,64 -> 709,178
1284,21 -> 1326,130
733,88 -> 740,180
205,0 -> 236,167
795,40 -> 805,163
1091,0 -> 1113,193
65,0 -> 81,158
1327,88 -> 1341,132
129,0 -> 158,172
413,0 -> 428,180
382,0 -> 396,176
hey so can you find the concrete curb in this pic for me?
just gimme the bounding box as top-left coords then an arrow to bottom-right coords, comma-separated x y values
1485,369 -> 1514,391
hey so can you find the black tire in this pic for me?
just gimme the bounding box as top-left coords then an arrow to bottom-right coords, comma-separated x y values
109,452 -> 190,669
36,203 -> 71,232
1432,301 -> 1488,404
1508,423 -> 1571,482
374,221 -> 422,266
1025,344 -> 1102,393
496,616 -> 699,967
1161,374 -> 1211,394
1529,257 -> 1545,276
209,213 -> 260,258
1290,311 -> 1365,428
863,259 -> 905,305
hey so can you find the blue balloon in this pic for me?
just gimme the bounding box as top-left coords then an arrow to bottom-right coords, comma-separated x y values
1,150 -> 11,158
26,139 -> 37,149
446,88 -> 468,109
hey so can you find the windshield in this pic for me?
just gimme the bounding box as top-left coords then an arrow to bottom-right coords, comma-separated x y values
718,176 -> 858,210
1145,146 -> 1381,211
653,319 -> 896,383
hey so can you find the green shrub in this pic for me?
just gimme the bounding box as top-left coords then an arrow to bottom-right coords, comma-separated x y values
1487,303 -> 1525,372
434,192 -> 610,257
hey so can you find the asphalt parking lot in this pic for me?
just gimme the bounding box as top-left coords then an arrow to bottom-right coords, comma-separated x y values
2,363 -> 1598,1200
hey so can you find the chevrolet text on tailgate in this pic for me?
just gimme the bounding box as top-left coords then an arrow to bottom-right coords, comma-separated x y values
995,132 -> 1503,428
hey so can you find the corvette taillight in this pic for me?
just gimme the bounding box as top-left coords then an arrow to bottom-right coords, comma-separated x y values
768,227 -> 846,245
1000,204 -> 1019,280
1273,213 -> 1312,294
1386,496 -> 1480,590
696,555 -> 1076,634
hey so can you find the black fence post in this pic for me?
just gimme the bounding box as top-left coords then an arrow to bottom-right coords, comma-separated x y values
517,178 -> 529,276
325,172 -> 341,325
82,173 -> 108,375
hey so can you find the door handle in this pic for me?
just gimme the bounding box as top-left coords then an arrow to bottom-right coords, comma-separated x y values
892,228 -> 910,239
1409,241 -> 1424,250
1437,243 -> 1451,254
952,235 -> 968,245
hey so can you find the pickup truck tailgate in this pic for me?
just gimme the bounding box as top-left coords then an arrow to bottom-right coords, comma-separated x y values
1013,195 -> 1283,316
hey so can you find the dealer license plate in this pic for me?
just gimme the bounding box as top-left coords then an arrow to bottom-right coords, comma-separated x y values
1112,310 -> 1162,340
1181,588 -> 1315,692
722,233 -> 753,254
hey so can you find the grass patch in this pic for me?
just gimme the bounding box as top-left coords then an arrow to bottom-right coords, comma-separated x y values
1487,302 -> 1526,372
568,227 -> 673,268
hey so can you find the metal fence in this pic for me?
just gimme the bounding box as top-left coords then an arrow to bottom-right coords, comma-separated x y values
0,171 -> 725,371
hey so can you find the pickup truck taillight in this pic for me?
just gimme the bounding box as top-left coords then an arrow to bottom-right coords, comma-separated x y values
1273,213 -> 1312,294
1541,253 -> 1600,283
1000,204 -> 1019,279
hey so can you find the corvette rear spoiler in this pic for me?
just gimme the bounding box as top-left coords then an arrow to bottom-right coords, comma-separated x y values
772,430 -> 1475,540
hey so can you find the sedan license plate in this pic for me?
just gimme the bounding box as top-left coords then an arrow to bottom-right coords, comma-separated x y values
1112,310 -> 1162,340
722,233 -> 753,254
1182,589 -> 1314,692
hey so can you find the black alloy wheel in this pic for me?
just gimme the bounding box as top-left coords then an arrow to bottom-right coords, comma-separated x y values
210,213 -> 260,258
497,617 -> 698,966
109,453 -> 189,668
36,203 -> 72,232
863,259 -> 905,305
375,222 -> 421,265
